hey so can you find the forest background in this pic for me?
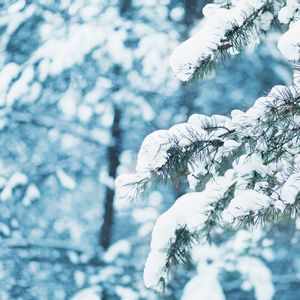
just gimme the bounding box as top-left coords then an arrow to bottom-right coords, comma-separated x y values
0,0 -> 297,299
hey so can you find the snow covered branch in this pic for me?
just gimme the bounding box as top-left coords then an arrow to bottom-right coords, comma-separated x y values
170,0 -> 300,84
117,82 -> 300,291
116,0 -> 300,293
170,0 -> 275,82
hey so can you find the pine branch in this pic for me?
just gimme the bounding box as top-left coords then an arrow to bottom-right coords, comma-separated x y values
232,205 -> 282,229
155,184 -> 238,292
187,56 -> 218,84
187,1 -> 273,83
229,190 -> 300,230
256,86 -> 300,163
201,183 -> 236,242
282,195 -> 300,220
138,2 -> 300,293
164,226 -> 197,269
227,85 -> 300,166
153,225 -> 198,293
125,137 -> 225,201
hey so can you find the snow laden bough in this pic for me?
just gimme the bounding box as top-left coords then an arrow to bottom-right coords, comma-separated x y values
169,0 -> 300,83
116,0 -> 300,293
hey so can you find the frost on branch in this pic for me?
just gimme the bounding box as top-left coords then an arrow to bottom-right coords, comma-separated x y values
170,0 -> 274,82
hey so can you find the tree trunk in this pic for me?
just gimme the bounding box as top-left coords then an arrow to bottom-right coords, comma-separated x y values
182,0 -> 198,27
119,0 -> 132,17
99,107 -> 122,250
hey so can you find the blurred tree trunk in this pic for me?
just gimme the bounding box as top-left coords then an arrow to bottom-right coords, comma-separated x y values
99,3 -> 129,251
178,0 -> 210,38
120,0 -> 132,17
182,0 -> 198,27
99,107 -> 122,250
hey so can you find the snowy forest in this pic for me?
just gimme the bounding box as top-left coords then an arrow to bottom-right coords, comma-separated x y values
0,0 -> 300,299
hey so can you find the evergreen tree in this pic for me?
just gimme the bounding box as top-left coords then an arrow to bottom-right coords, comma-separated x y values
116,0 -> 300,293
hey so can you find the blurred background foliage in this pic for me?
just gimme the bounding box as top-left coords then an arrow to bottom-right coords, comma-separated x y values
0,0 -> 297,299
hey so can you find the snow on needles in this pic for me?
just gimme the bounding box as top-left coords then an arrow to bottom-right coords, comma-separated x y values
278,0 -> 300,25
116,122 -> 209,201
170,0 -> 300,81
223,190 -> 273,223
136,130 -> 174,173
136,123 -> 207,173
279,171 -> 300,205
278,20 -> 300,61
169,0 -> 271,81
143,186 -> 276,291
143,192 -> 214,290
